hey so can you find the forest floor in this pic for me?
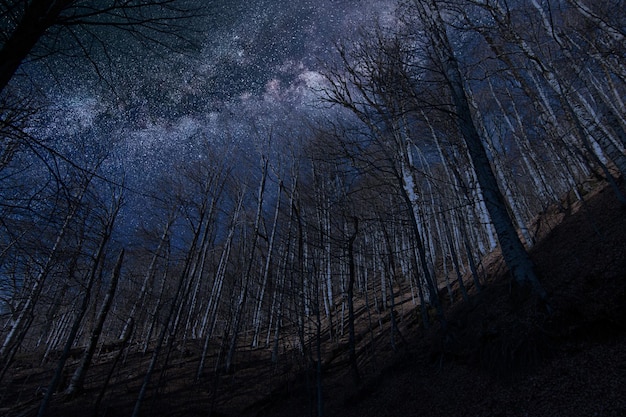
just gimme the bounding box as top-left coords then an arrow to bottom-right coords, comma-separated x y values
261,182 -> 626,417
2,180 -> 626,417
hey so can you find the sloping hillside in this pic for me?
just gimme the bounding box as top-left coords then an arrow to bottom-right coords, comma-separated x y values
2,183 -> 625,417
258,184 -> 626,417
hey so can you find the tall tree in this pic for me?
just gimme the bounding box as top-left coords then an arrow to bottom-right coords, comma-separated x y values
322,36 -> 445,323
37,183 -> 124,417
225,155 -> 269,374
64,248 -> 124,398
346,216 -> 360,384
405,0 -> 550,307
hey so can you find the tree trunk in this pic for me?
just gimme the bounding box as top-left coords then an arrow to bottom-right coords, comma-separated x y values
132,249 -> 194,417
346,217 -> 360,385
38,205 -> 118,417
65,249 -> 124,398
225,157 -> 268,373
252,180 -> 283,347
442,214 -> 469,303
416,0 -> 550,307
0,191 -> 81,362
196,190 -> 244,380
120,217 -> 172,340
93,317 -> 133,416
0,0 -> 72,93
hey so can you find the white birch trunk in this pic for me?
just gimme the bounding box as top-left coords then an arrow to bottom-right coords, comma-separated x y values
225,156 -> 268,373
196,189 -> 244,379
251,180 -> 282,347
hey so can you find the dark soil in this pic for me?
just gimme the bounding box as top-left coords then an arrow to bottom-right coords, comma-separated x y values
353,185 -> 626,417
2,183 -> 625,417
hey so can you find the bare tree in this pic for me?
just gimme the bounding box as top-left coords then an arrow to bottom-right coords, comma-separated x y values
404,0 -> 550,307
64,248 -> 124,398
322,34 -> 447,323
225,155 -> 268,374
346,216 -> 360,384
0,0 -> 203,94
37,183 -> 124,417
0,167 -> 95,368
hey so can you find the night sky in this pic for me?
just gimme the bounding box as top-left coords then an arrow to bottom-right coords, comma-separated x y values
15,1 -> 395,234
31,1 -> 396,179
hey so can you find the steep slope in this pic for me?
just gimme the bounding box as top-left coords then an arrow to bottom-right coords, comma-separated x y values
260,184 -> 626,417
2,183 -> 625,417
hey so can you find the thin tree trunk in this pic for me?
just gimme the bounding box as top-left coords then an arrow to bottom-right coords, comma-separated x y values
442,214 -> 469,303
38,204 -> 119,417
93,318 -> 133,417
346,217 -> 360,385
120,218 -> 172,340
65,249 -> 124,398
196,189 -> 244,379
225,157 -> 268,373
142,263 -> 169,355
0,190 -> 82,361
252,180 -> 283,347
131,246 -> 197,417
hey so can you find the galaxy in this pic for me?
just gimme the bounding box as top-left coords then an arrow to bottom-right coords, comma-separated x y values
0,0 -> 398,239
13,1 -> 393,198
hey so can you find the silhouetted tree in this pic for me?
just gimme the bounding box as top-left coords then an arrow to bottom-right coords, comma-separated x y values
0,0 -> 203,94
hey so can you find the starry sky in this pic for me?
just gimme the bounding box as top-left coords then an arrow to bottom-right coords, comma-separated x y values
201,0 -> 393,99
26,0 -> 396,191
13,0 -> 395,234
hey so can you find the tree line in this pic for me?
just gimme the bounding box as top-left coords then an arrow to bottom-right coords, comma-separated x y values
1,1 -> 624,416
